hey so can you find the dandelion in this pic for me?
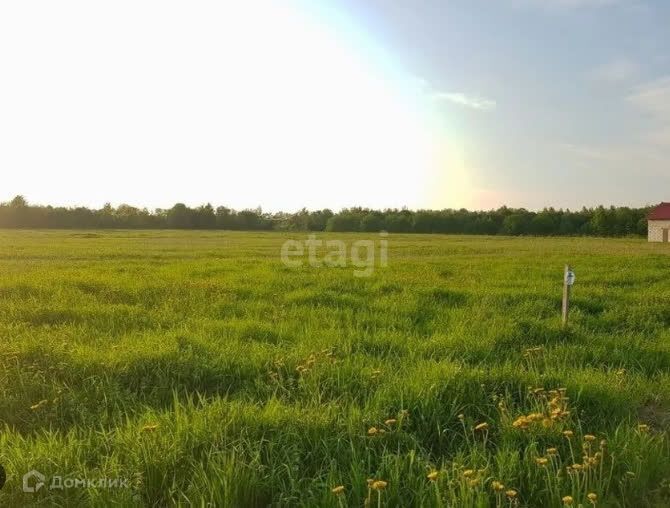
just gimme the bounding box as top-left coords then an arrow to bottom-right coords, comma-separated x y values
331,486 -> 345,495
505,489 -> 517,499
371,480 -> 387,490
384,418 -> 397,426
427,471 -> 438,482
474,422 -> 489,431
463,469 -> 475,478
587,492 -> 598,505
638,423 -> 649,432
457,414 -> 465,421
141,423 -> 159,432
491,481 -> 505,492
563,430 -> 574,439
571,464 -> 583,471
535,457 -> 549,467
367,479 -> 375,487
367,426 -> 378,436
547,448 -> 558,456
513,416 -> 530,429
584,434 -> 596,442
562,495 -> 574,505
468,479 -> 479,488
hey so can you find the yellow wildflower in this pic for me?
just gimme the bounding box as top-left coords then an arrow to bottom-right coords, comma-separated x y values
584,434 -> 596,442
427,471 -> 438,482
513,416 -> 529,429
547,448 -> 558,456
367,426 -> 378,436
331,486 -> 345,495
491,481 -> 505,492
535,457 -> 549,467
474,422 -> 489,431
463,469 -> 475,478
562,495 -> 574,505
563,430 -> 574,439
384,418 -> 397,426
587,492 -> 598,504
505,489 -> 517,498
371,480 -> 387,491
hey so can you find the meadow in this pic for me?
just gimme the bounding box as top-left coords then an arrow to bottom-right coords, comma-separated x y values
0,230 -> 669,507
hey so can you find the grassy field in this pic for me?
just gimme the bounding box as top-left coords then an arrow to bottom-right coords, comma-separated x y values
0,230 -> 669,507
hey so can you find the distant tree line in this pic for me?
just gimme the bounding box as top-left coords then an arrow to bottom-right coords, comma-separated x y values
0,195 -> 652,237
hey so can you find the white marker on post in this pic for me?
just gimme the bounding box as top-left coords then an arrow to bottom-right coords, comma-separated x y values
562,265 -> 575,327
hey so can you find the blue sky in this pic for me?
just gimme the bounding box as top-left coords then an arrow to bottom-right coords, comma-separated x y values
0,0 -> 668,211
323,0 -> 670,209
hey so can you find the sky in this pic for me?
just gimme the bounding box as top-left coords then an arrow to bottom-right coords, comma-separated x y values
0,0 -> 668,212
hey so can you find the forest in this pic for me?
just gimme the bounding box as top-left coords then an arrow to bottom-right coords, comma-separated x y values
0,195 -> 652,237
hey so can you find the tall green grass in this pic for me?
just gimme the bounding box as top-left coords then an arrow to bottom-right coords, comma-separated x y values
0,230 -> 668,506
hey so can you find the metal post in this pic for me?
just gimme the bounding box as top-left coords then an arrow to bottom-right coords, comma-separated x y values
562,264 -> 572,327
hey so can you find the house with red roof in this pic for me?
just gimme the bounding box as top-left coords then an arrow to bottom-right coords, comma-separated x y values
648,203 -> 670,242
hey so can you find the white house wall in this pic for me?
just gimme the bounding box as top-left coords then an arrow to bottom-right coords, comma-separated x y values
648,220 -> 670,242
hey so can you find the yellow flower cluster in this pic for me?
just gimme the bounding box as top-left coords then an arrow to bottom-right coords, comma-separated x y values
511,387 -> 570,430
564,434 -> 605,475
292,349 -> 337,376
491,480 -> 505,492
367,411 -> 408,436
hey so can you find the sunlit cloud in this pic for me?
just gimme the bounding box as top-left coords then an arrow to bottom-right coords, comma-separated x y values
590,58 -> 637,83
432,92 -> 496,111
628,76 -> 670,118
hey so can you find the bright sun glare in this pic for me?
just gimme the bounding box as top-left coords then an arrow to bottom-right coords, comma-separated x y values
0,0 -> 470,210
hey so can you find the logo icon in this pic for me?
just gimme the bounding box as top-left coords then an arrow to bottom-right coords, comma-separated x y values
22,470 -> 45,493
